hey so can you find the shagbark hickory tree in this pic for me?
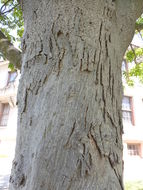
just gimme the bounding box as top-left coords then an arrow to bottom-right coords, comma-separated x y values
9,1 -> 143,190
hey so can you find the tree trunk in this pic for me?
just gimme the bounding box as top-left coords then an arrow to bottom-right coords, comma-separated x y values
9,1 -> 143,190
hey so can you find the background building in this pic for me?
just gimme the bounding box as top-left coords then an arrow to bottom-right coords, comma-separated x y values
123,83 -> 143,181
0,60 -> 20,189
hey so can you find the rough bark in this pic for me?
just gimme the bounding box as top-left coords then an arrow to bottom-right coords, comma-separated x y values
10,1 -> 143,190
0,30 -> 21,69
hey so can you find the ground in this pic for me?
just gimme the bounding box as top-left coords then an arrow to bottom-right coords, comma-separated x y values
0,140 -> 15,190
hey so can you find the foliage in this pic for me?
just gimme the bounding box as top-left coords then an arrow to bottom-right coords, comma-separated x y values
136,16 -> 143,25
0,0 -> 24,43
129,63 -> 143,83
124,48 -> 143,86
125,181 -> 143,190
123,15 -> 143,86
123,62 -> 143,86
0,0 -> 23,68
8,62 -> 15,71
125,48 -> 143,63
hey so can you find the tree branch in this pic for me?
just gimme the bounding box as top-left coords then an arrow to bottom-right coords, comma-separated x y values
0,0 -> 18,16
0,30 -> 21,69
0,0 -> 11,13
130,44 -> 137,64
1,4 -> 18,15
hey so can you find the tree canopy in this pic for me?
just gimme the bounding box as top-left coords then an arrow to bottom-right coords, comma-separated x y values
0,0 -> 23,69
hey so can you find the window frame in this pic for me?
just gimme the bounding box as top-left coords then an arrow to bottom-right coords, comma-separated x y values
122,96 -> 135,125
0,103 -> 10,127
127,143 -> 141,157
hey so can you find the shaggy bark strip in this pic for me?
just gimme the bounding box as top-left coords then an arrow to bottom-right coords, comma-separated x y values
10,0 -> 143,190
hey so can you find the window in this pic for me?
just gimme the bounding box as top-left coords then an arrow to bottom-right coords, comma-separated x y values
122,96 -> 134,125
7,71 -> 17,84
0,103 -> 10,127
127,144 -> 140,156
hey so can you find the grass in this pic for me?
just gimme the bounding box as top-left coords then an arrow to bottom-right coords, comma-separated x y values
125,181 -> 143,190
0,154 -> 8,158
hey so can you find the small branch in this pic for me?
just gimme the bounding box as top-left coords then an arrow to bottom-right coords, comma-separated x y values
130,44 -> 137,64
123,59 -> 129,81
0,0 -> 18,16
0,4 -> 18,15
0,0 -> 11,13
0,30 -> 21,69
138,31 -> 143,41
1,4 -> 18,15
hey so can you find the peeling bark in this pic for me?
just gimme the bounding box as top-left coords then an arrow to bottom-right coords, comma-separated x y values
10,0 -> 143,190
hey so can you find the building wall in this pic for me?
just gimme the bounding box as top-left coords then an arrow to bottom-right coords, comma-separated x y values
123,84 -> 143,181
0,106 -> 17,141
0,61 -> 19,158
0,61 -> 9,88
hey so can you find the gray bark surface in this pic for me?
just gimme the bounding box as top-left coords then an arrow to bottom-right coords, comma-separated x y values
10,0 -> 143,190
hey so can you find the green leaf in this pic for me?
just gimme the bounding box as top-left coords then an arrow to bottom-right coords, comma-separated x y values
0,0 -> 24,44
8,63 -> 15,71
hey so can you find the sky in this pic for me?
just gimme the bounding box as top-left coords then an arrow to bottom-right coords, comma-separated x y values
132,33 -> 143,47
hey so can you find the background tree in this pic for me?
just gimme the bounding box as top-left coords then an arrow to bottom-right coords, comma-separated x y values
0,0 -> 22,69
0,0 -> 143,190
120,15 -> 143,85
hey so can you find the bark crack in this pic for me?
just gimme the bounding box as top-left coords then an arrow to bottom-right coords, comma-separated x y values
57,48 -> 65,76
88,124 -> 103,157
108,158 -> 124,190
84,106 -> 88,128
64,121 -> 76,148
